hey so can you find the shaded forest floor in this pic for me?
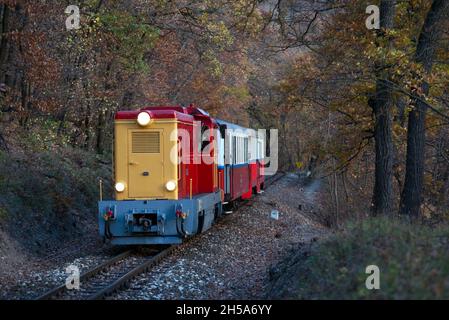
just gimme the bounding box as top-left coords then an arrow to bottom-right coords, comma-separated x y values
0,147 -> 113,290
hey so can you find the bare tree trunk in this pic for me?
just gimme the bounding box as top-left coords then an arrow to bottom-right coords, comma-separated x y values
332,157 -> 339,226
280,113 -> 294,169
0,3 -> 16,89
370,0 -> 396,216
84,105 -> 91,150
0,3 -> 10,83
341,170 -> 349,202
96,110 -> 105,154
1,2 -> 28,115
400,0 -> 449,217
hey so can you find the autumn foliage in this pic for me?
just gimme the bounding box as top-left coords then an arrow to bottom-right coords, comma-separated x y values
0,0 -> 448,223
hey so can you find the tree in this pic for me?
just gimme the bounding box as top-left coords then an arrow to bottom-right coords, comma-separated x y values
400,0 -> 449,217
369,0 -> 397,216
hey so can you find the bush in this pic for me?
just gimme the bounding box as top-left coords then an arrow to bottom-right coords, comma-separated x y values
0,147 -> 112,252
286,217 -> 449,299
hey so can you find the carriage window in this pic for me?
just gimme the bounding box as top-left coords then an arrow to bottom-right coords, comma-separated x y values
233,136 -> 237,164
244,138 -> 248,163
238,137 -> 241,163
197,125 -> 202,154
236,137 -> 239,164
256,141 -> 259,159
201,125 -> 209,151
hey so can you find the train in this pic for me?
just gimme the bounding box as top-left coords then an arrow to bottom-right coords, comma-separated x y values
98,105 -> 266,245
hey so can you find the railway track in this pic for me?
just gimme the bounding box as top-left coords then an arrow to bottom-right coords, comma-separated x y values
264,171 -> 286,188
36,172 -> 285,300
36,246 -> 174,300
239,171 -> 285,208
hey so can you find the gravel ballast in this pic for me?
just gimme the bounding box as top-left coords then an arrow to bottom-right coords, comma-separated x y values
114,173 -> 327,300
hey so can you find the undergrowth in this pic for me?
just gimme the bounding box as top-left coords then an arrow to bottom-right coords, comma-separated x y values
292,217 -> 449,299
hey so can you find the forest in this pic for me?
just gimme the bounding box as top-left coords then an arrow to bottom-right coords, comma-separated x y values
0,0 -> 449,299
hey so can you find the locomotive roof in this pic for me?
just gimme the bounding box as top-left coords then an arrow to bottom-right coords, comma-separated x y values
115,105 -> 207,122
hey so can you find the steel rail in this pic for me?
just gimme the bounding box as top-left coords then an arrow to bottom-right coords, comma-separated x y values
87,246 -> 175,300
36,250 -> 132,300
264,171 -> 285,188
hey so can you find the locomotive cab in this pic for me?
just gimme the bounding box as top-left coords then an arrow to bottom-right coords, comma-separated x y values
113,110 -> 178,201
98,106 -> 222,245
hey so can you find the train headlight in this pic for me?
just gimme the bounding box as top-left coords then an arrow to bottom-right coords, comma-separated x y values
165,180 -> 177,192
137,112 -> 151,126
115,182 -> 126,193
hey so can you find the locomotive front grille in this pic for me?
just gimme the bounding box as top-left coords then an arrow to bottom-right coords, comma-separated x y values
132,132 -> 160,153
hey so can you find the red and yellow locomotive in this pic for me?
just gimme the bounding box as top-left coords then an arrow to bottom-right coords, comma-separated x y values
98,105 -> 265,245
